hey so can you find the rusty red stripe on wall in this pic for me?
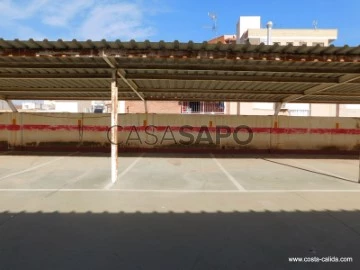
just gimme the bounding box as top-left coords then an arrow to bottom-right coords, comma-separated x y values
0,124 -> 360,134
270,128 -> 308,134
310,128 -> 360,135
0,124 -> 20,131
0,124 -> 109,132
23,125 -> 109,132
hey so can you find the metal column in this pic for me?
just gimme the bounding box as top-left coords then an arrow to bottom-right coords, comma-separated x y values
336,104 -> 340,117
274,102 -> 283,116
111,70 -> 118,184
236,102 -> 240,115
6,100 -> 18,112
144,100 -> 148,114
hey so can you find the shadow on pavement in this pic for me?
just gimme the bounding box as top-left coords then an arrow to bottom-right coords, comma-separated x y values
0,210 -> 359,269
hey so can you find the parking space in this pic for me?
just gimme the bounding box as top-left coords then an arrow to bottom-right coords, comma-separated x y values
264,155 -> 359,182
112,153 -> 237,191
0,152 -> 359,192
1,152 -> 360,269
0,152 -> 134,190
209,154 -> 360,191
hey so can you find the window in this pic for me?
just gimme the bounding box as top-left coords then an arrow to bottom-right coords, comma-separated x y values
181,101 -> 225,114
288,110 -> 310,116
286,103 -> 311,116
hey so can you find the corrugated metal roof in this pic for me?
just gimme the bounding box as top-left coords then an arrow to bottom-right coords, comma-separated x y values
0,39 -> 359,103
0,39 -> 360,58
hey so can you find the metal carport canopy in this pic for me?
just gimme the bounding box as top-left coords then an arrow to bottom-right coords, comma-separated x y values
1,38 -> 360,184
0,39 -> 360,104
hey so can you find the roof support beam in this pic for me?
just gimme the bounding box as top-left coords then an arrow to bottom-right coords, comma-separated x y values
117,69 -> 144,101
338,74 -> 360,83
117,69 -> 148,113
103,54 -> 147,113
0,63 -> 109,69
114,64 -> 360,74
274,102 -> 283,116
6,99 -> 17,112
136,88 -> 360,96
305,74 -> 360,93
0,74 -> 111,79
0,89 -> 129,93
1,87 -> 360,96
0,95 -> 17,112
5,96 -> 115,100
102,55 -> 117,69
125,74 -> 340,83
282,74 -> 360,103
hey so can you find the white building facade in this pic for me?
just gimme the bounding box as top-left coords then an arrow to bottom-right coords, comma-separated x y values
225,16 -> 360,117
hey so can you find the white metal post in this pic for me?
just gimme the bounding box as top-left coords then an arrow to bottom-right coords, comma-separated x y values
111,70 -> 118,184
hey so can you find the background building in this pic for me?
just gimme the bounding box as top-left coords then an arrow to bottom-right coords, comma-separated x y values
224,16 -> 360,117
126,16 -> 360,117
208,35 -> 236,44
236,16 -> 337,46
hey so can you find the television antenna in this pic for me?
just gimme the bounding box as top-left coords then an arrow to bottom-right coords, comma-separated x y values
312,20 -> 318,30
207,12 -> 218,37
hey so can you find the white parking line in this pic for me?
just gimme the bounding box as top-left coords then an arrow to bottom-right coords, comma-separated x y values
0,152 -> 78,181
210,153 -> 246,191
104,153 -> 145,189
263,158 -> 355,182
0,189 -> 360,193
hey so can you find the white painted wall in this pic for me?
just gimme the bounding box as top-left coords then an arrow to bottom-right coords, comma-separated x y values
1,113 -> 359,152
236,16 -> 261,44
55,102 -> 78,112
119,101 -> 126,113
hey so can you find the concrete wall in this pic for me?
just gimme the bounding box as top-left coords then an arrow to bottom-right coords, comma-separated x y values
339,105 -> 360,117
107,101 -> 360,117
0,101 -> 10,111
226,103 -> 360,117
124,101 -> 181,114
0,113 -> 359,153
310,104 -> 336,117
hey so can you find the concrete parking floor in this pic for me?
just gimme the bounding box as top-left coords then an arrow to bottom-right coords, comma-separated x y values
0,152 -> 360,269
